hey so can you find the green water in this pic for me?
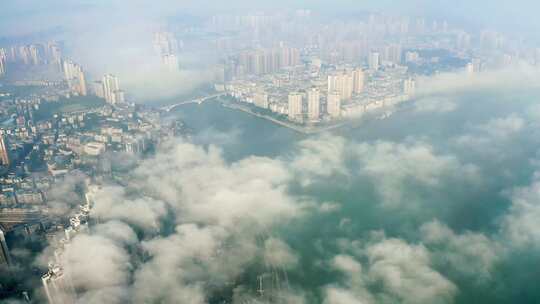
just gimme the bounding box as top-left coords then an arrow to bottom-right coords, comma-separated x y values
168,87 -> 540,303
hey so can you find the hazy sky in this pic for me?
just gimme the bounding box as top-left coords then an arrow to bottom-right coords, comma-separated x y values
1,0 -> 540,37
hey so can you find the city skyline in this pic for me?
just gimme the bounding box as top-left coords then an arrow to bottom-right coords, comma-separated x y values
2,2 -> 540,304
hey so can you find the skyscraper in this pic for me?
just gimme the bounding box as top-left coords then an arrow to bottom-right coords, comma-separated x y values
307,88 -> 321,120
383,44 -> 402,64
153,31 -> 180,56
19,46 -> 31,65
0,48 -> 6,77
29,44 -> 43,65
102,74 -> 123,104
352,68 -> 365,94
47,42 -> 63,70
161,54 -> 180,71
369,51 -> 380,71
403,78 -> 416,95
92,81 -> 105,98
288,92 -> 303,121
0,136 -> 11,167
0,227 -> 12,266
328,72 -> 353,101
63,60 -> 87,96
327,91 -> 341,118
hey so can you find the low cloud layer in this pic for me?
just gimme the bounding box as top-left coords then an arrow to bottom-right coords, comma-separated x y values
27,64 -> 540,303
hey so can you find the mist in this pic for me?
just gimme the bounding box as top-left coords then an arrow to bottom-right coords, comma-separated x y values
3,1 -> 540,303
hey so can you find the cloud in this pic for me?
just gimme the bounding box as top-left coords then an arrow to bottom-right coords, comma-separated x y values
414,97 -> 458,113
365,238 -> 457,304
91,186 -> 168,231
417,65 -> 540,96
263,237 -> 299,269
323,237 -> 457,304
475,114 -> 525,139
46,171 -> 88,216
39,138 -> 321,302
61,234 -> 131,290
291,135 -> 348,186
355,141 -> 479,208
324,287 -> 369,304
420,220 -> 503,281
501,175 -> 540,248
453,114 -> 527,162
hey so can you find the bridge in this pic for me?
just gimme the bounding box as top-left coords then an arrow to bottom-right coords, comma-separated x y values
160,93 -> 227,112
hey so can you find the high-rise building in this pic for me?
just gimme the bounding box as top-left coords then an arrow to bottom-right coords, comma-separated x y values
113,90 -> 126,104
7,47 -> 17,62
47,42 -> 63,69
403,78 -> 416,95
466,62 -> 474,75
352,68 -> 365,94
254,91 -> 269,108
288,92 -> 303,121
328,72 -> 353,101
63,61 -> 87,96
457,32 -> 472,50
307,88 -> 321,120
0,48 -> 6,77
153,31 -> 180,56
327,91 -> 341,118
102,74 -> 123,104
42,265 -> 76,304
0,136 -> 11,167
29,44 -> 43,65
238,46 -> 300,76
161,54 -> 180,71
0,227 -> 12,266
383,44 -> 402,64
92,81 -> 105,98
369,51 -> 380,71
19,46 -> 31,65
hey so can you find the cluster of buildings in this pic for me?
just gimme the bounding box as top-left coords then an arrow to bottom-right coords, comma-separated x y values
203,11 -> 540,126
0,39 -> 127,106
41,187 -> 93,304
63,60 -> 125,104
219,45 -> 301,79
0,42 -> 63,69
153,31 -> 182,71
0,35 -> 195,303
223,61 -> 414,124
1,8 -> 540,303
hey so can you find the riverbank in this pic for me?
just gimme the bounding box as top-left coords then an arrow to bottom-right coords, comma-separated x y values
220,103 -> 356,135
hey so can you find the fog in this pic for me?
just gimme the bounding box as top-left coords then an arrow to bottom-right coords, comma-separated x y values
2,0 -> 540,101
18,65 -> 540,302
3,1 -> 540,303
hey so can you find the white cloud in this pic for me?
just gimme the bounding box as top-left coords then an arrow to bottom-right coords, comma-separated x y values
263,237 -> 299,269
62,234 -> 131,290
417,65 -> 540,96
414,97 -> 458,113
420,220 -> 503,281
355,141 -> 479,208
501,176 -> 540,248
91,186 -> 168,231
291,135 -> 348,185
323,237 -> 457,304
